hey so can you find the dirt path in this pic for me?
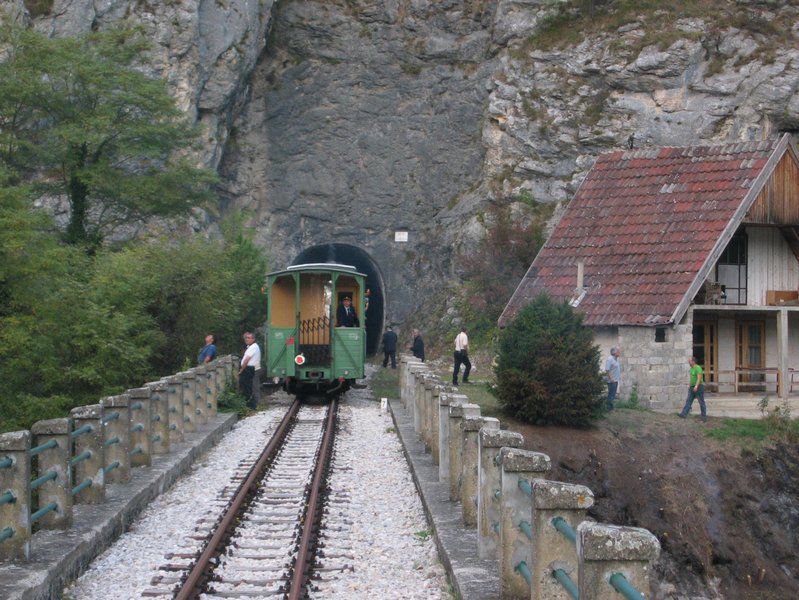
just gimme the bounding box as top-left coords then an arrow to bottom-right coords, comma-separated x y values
509,409 -> 799,599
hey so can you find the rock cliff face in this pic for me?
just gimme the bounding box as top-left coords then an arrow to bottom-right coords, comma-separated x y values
20,0 -> 799,325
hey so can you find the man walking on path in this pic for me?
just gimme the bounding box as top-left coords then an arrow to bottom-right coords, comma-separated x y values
679,356 -> 707,422
382,326 -> 398,368
452,327 -> 471,386
411,329 -> 425,362
604,347 -> 621,410
197,334 -> 217,365
239,332 -> 262,410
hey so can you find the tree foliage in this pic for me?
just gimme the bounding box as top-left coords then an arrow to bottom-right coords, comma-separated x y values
495,294 -> 604,426
460,200 -> 552,341
0,25 -> 216,249
0,195 -> 269,433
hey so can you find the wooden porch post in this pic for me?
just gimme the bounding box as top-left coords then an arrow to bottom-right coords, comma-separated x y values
777,308 -> 789,400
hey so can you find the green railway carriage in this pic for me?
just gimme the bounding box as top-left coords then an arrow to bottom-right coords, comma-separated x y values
265,263 -> 366,398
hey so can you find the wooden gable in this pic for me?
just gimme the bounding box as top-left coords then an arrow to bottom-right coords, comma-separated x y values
745,149 -> 799,225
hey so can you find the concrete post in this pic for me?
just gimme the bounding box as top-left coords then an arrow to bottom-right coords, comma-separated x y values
499,449 -> 551,600
69,404 -> 105,504
531,479 -> 594,599
478,429 -> 524,559
461,417 -> 499,527
30,418 -> 72,529
411,366 -> 427,435
128,387 -> 152,467
429,385 -> 444,465
401,356 -> 421,410
164,375 -> 185,444
438,392 -> 460,483
192,365 -> 208,426
145,381 -> 170,455
577,522 -> 661,600
100,395 -> 131,484
0,431 -> 31,561
448,403 -> 481,502
422,376 -> 437,450
203,366 -> 217,418
181,370 -> 197,433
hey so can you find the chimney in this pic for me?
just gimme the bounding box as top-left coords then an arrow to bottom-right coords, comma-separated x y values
576,261 -> 584,294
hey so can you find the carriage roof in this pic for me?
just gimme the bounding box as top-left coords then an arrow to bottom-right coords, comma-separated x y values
266,263 -> 367,278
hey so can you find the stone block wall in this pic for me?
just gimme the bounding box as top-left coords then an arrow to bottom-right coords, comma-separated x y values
617,312 -> 693,411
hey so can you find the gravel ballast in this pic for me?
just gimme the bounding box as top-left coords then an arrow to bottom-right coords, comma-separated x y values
65,377 -> 448,599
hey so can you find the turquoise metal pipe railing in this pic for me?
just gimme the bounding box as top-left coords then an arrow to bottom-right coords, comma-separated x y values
30,470 -> 57,491
104,461 -> 120,474
610,572 -> 645,600
515,561 -> 532,586
152,394 -> 161,402
518,478 -> 532,496
102,411 -> 120,424
152,415 -> 161,422
152,434 -> 161,442
104,436 -> 120,447
169,406 -> 177,413
69,450 -> 92,466
71,478 -> 93,496
169,424 -> 177,431
70,424 -> 93,438
0,456 -> 12,469
492,522 -> 500,534
0,527 -> 13,543
494,453 -> 501,466
552,516 -> 577,545
30,502 -> 58,523
553,568 -> 579,599
30,439 -> 58,456
494,489 -> 501,500
130,447 -> 143,456
519,520 -> 533,541
130,423 -> 144,433
0,491 -> 15,506
130,402 -> 143,411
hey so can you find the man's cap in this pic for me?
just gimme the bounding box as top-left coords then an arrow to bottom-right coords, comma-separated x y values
342,296 -> 351,301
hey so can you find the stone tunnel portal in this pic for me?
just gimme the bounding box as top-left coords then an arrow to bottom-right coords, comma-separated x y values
292,244 -> 385,355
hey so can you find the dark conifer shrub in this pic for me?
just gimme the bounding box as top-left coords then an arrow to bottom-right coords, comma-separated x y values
495,294 -> 604,426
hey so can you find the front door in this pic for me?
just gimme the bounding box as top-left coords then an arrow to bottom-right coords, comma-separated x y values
736,320 -> 765,392
692,320 -> 717,390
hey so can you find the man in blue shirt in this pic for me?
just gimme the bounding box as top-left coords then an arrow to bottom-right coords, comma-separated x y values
604,347 -> 621,411
198,334 -> 217,365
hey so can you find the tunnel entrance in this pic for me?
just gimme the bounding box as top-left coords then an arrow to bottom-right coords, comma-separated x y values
292,244 -> 385,355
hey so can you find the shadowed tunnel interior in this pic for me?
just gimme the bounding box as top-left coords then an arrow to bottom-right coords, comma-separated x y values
292,244 -> 384,355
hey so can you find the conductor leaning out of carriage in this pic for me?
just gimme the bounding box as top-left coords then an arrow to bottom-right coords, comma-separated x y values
336,296 -> 359,327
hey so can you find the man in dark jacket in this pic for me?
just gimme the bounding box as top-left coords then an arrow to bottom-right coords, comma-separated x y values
335,296 -> 359,327
382,326 -> 398,368
411,329 -> 425,362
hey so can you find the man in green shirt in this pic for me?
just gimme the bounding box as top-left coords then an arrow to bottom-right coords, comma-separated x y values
679,356 -> 707,422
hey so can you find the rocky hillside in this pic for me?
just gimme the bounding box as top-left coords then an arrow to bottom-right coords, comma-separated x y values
12,0 -> 799,324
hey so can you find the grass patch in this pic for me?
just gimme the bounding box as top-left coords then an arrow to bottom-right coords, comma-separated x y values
370,364 -> 400,401
217,385 -> 249,418
413,528 -> 432,542
452,381 -> 506,420
705,417 -> 799,443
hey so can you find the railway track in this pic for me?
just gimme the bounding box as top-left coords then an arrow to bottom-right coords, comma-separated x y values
145,398 -> 339,599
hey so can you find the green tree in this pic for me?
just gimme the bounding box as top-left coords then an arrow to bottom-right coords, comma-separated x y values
495,294 -> 604,426
0,25 -> 216,249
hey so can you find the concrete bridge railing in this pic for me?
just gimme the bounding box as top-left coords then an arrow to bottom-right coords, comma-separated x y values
0,356 -> 236,561
399,354 -> 661,600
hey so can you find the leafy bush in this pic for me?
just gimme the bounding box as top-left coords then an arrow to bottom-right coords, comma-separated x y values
217,386 -> 249,418
495,294 -> 604,426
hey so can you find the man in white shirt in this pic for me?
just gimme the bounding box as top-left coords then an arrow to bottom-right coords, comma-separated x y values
453,327 -> 471,386
239,331 -> 262,409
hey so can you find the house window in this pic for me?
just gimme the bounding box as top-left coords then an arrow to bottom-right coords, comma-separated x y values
716,232 -> 747,304
655,327 -> 667,343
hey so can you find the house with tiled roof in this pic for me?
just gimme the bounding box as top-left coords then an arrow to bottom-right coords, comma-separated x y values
500,134 -> 799,416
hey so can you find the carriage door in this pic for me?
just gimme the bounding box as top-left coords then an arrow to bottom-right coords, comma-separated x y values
692,320 -> 716,391
736,320 -> 765,392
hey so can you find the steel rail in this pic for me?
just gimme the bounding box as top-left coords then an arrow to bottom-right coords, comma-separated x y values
174,399 -> 301,600
287,397 -> 339,600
